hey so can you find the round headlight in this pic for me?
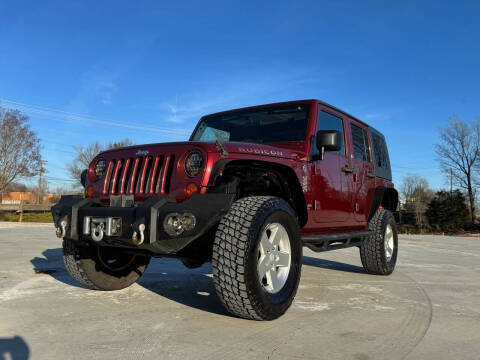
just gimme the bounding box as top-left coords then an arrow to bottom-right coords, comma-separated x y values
94,158 -> 107,179
184,151 -> 203,178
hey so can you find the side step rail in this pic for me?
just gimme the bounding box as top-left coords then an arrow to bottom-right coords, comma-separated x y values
301,230 -> 372,253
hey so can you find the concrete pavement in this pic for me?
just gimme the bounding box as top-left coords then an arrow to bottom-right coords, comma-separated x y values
0,223 -> 479,359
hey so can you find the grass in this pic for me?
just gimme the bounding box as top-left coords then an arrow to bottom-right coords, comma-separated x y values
0,212 -> 53,223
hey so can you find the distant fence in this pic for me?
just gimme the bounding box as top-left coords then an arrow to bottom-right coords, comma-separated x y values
1,200 -> 21,205
0,204 -> 52,212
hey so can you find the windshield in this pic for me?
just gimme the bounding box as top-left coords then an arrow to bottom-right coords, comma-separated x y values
191,104 -> 311,144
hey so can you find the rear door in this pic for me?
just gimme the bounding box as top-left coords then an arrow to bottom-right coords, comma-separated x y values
348,121 -> 375,223
312,106 -> 351,224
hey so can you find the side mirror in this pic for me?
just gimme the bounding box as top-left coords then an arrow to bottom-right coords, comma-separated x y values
316,130 -> 341,160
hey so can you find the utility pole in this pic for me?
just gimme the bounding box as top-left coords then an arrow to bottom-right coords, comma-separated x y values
19,193 -> 23,223
37,164 -> 45,204
450,168 -> 453,197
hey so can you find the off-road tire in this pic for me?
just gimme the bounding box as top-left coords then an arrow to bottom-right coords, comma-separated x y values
360,209 -> 398,275
212,196 -> 302,320
63,239 -> 150,290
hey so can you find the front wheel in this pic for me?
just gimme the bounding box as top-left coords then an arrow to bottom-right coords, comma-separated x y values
212,196 -> 302,320
360,209 -> 398,275
63,239 -> 150,290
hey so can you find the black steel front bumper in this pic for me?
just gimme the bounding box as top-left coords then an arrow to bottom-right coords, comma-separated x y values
51,194 -> 235,254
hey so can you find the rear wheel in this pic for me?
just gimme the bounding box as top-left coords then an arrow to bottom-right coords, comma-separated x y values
212,196 -> 302,320
63,239 -> 150,290
360,209 -> 398,275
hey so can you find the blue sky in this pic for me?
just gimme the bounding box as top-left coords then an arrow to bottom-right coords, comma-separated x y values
1,0 -> 479,191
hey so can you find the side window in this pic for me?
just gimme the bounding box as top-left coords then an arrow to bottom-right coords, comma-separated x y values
350,124 -> 371,162
372,133 -> 388,169
317,111 -> 345,156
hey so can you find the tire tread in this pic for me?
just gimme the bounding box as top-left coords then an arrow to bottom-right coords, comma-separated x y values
360,209 -> 396,275
63,239 -> 100,289
212,196 -> 300,320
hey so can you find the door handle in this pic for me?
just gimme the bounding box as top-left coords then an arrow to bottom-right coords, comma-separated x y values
367,172 -> 375,178
341,167 -> 355,174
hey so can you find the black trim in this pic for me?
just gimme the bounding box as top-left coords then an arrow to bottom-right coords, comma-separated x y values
51,194 -> 235,255
147,198 -> 168,244
206,159 -> 308,227
301,230 -> 371,253
207,159 -> 232,186
196,99 -> 369,130
51,196 -> 100,240
368,187 -> 385,222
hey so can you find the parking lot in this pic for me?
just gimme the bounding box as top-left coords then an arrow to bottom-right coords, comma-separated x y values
0,222 -> 479,360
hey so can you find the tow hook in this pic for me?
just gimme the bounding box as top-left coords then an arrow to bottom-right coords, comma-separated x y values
91,222 -> 105,242
55,219 -> 68,238
132,224 -> 145,245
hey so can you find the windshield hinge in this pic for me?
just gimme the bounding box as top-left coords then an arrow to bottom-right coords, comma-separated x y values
215,139 -> 228,158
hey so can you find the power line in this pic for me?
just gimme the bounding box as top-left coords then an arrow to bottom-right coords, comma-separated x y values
42,147 -> 77,155
43,176 -> 77,183
0,98 -> 192,136
395,165 -> 439,170
44,140 -> 77,149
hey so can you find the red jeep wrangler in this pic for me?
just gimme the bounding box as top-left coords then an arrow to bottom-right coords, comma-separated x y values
52,100 -> 398,320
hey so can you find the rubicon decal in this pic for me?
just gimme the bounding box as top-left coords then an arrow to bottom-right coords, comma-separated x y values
238,147 -> 283,156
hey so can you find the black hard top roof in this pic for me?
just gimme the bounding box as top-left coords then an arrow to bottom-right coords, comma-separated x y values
201,99 -> 384,136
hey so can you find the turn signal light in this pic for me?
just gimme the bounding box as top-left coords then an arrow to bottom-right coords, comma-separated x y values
85,186 -> 94,198
185,182 -> 199,197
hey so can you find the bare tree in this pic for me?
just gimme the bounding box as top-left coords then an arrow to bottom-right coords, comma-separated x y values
68,138 -> 133,185
435,118 -> 480,224
108,139 -> 133,149
0,107 -> 42,195
400,174 -> 429,202
68,141 -> 103,184
400,175 -> 433,228
411,186 -> 434,228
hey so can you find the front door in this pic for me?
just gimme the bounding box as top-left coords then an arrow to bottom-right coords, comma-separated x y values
313,108 -> 351,224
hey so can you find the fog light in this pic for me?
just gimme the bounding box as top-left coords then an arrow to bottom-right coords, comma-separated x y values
163,212 -> 196,237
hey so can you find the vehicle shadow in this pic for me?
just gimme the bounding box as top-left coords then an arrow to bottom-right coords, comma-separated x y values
30,248 -> 85,288
302,256 -> 365,274
136,259 -> 233,317
29,248 -> 364,316
0,335 -> 30,360
29,248 -> 231,317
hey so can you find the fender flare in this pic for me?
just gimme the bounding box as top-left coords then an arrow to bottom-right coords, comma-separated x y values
207,159 -> 308,227
368,187 -> 399,221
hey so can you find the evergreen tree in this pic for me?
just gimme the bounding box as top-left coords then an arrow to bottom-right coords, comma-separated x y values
426,190 -> 469,232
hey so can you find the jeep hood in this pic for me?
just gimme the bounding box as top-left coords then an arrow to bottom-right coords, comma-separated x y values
99,141 -> 307,161
87,140 -> 306,203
